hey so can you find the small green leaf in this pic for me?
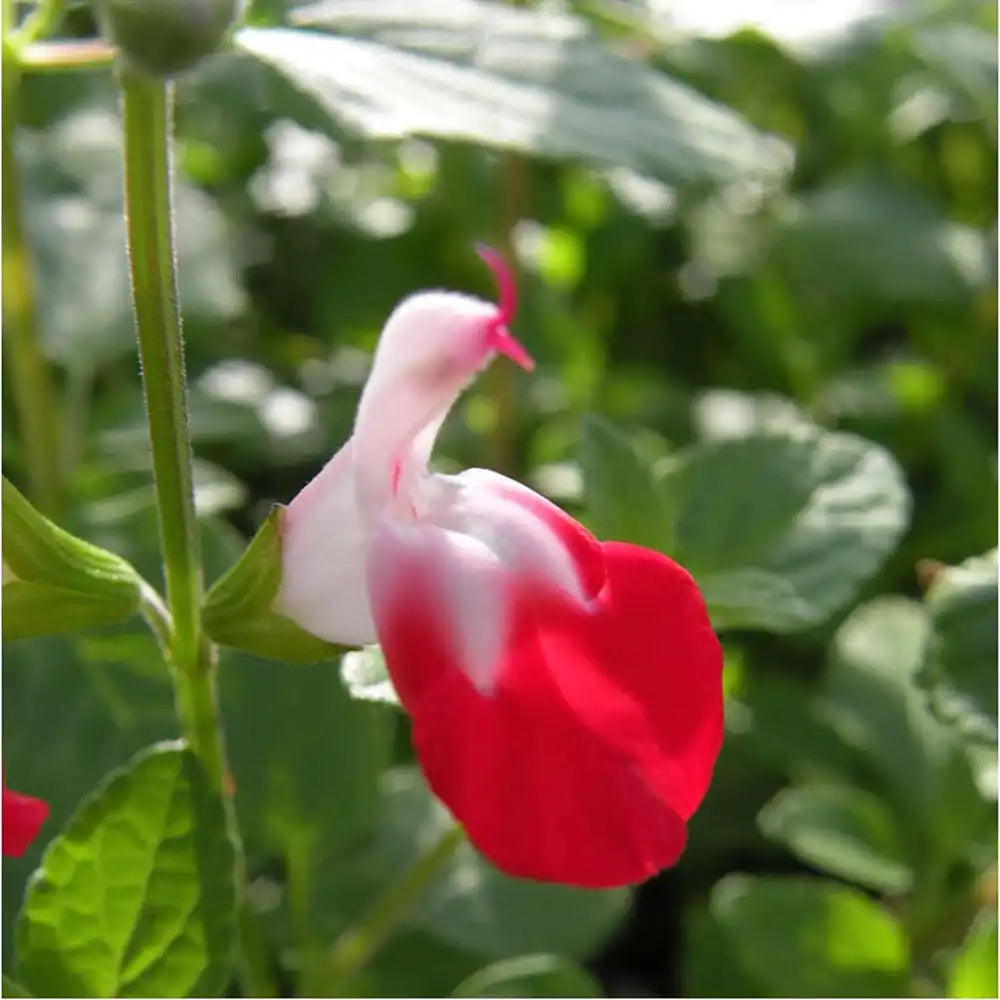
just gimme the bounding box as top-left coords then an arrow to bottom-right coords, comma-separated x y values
452,955 -> 602,998
712,875 -> 909,997
16,742 -> 237,998
758,784 -> 913,894
661,425 -> 910,632
948,911 -> 998,999
921,550 -> 998,744
578,415 -> 673,551
340,645 -> 400,707
202,507 -> 342,663
2,477 -> 142,641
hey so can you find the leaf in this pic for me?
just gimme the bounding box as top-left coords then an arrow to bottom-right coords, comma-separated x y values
662,425 -> 910,632
235,0 -> 792,188
920,551 -> 998,745
220,652 -> 392,856
340,644 -> 400,706
712,875 -> 909,997
377,767 -> 630,959
820,597 -> 989,865
202,508 -> 343,663
578,415 -> 673,551
758,784 -> 913,894
948,911 -> 998,999
1,636 -> 177,963
774,174 -> 990,307
682,904 -> 765,999
16,742 -> 237,998
2,476 -> 141,641
452,955 -> 602,997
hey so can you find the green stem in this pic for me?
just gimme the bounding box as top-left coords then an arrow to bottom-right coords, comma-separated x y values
2,40 -> 62,515
15,0 -> 65,44
120,70 -> 202,674
316,825 -> 466,995
119,67 -> 273,1000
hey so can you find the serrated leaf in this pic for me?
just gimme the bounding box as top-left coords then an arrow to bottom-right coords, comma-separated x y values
202,508 -> 342,663
3,476 -> 141,641
758,784 -> 912,894
16,743 -> 237,998
377,767 -> 630,959
235,0 -> 792,188
712,875 -> 909,997
921,550 -> 998,744
662,425 -> 910,632
452,955 -> 601,997
578,415 -> 673,551
341,644 -> 400,706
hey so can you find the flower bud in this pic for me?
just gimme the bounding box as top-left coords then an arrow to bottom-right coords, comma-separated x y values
95,0 -> 244,78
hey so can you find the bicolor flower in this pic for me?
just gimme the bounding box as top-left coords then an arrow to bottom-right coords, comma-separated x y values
3,781 -> 48,858
277,249 -> 723,888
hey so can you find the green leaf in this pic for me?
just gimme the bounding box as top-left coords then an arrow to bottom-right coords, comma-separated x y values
16,742 -> 237,998
712,875 -> 909,997
758,784 -> 913,894
235,1 -> 792,188
220,652 -> 392,856
202,508 -> 343,663
3,476 -> 142,641
340,645 -> 400,707
682,904 -> 765,999
1,635 -> 176,963
948,911 -> 998,999
820,597 -> 989,864
578,415 -> 673,551
921,550 -> 998,744
452,955 -> 602,998
774,174 -> 990,307
661,425 -> 910,632
377,767 -> 630,959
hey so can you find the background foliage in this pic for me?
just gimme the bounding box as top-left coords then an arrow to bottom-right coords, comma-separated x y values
3,0 -> 996,996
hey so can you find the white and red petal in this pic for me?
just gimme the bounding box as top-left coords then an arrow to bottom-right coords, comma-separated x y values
369,524 -> 721,887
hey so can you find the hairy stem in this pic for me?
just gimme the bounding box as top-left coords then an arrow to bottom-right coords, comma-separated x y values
119,67 -> 272,999
120,70 -> 202,674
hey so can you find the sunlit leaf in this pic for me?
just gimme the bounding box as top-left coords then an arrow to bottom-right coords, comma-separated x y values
16,743 -> 236,998
236,0 -> 792,188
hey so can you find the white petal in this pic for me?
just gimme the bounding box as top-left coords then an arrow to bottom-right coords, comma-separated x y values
420,468 -> 598,606
276,437 -> 377,645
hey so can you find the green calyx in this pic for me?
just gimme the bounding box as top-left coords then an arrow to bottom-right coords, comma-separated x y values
95,0 -> 244,78
202,506 -> 343,664
3,476 -> 143,640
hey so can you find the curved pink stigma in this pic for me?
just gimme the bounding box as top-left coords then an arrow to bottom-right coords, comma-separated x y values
475,244 -> 535,371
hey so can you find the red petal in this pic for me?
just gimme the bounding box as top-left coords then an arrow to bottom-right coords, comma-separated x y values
375,538 -> 723,888
3,786 -> 49,858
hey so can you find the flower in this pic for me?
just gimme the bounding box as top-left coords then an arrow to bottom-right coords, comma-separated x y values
277,248 -> 723,888
3,782 -> 49,858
